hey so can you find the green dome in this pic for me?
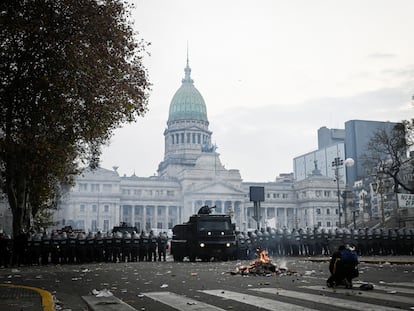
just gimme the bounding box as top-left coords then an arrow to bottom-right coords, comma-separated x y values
168,60 -> 208,122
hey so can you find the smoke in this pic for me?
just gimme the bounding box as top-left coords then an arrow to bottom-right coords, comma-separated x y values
277,258 -> 288,270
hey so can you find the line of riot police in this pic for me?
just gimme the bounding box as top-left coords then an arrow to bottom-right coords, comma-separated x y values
234,226 -> 414,260
0,229 -> 169,267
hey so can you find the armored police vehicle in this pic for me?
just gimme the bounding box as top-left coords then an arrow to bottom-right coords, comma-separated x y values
112,222 -> 138,234
171,205 -> 236,262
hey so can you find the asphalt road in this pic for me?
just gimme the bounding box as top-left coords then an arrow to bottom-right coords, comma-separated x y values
1,256 -> 413,311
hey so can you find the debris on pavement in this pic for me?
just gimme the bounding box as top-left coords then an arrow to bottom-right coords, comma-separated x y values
91,288 -> 113,297
231,248 -> 296,276
304,270 -> 316,276
359,283 -> 374,290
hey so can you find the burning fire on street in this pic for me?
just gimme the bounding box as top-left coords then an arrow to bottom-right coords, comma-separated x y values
231,249 -> 294,276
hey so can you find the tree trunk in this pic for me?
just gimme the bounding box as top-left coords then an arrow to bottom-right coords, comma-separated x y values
6,167 -> 29,238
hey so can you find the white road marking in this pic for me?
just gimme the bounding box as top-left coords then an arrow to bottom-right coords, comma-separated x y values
381,282 -> 414,288
373,285 -> 414,294
82,295 -> 138,311
252,287 -> 405,311
143,291 -> 226,311
200,289 -> 319,311
304,285 -> 414,304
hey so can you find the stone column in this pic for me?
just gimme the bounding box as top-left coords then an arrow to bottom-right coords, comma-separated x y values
154,206 -> 158,230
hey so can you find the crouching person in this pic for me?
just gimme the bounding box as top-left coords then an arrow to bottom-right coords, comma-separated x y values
327,244 -> 359,288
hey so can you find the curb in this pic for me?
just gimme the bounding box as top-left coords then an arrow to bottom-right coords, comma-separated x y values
0,284 -> 55,311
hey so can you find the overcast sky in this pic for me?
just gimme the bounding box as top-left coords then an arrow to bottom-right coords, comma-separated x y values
101,0 -> 414,182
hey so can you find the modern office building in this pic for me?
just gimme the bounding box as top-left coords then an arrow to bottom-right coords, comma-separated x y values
293,143 -> 346,183
344,119 -> 396,187
294,120 -> 397,187
318,126 -> 345,149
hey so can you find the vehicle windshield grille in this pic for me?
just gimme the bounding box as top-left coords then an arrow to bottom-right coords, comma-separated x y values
198,220 -> 231,231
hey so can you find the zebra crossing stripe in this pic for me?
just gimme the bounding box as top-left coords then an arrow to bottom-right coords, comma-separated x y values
305,285 -> 414,303
252,288 -> 405,311
200,289 -> 319,311
382,282 -> 414,288
143,291 -> 226,311
373,285 -> 414,294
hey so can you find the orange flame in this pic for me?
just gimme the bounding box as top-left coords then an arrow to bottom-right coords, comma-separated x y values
234,249 -> 273,275
257,249 -> 270,264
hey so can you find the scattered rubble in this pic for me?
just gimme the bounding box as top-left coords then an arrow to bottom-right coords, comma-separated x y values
359,283 -> 374,290
91,288 -> 113,297
231,249 -> 296,276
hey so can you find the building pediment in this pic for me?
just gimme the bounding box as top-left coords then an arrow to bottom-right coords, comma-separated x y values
189,181 -> 245,196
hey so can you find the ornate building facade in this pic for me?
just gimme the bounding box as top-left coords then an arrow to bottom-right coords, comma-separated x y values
52,58 -> 342,234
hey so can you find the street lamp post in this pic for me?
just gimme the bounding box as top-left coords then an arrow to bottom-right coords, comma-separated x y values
332,157 -> 355,228
342,184 -> 353,228
358,190 -> 367,227
371,175 -> 391,226
371,179 -> 385,225
332,157 -> 344,227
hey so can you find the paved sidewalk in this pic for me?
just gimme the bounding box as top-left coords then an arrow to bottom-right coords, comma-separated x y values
0,284 -> 54,311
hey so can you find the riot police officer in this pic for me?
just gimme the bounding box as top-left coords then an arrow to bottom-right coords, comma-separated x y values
357,228 -> 368,256
291,229 -> 301,256
148,230 -> 157,261
248,231 -> 258,259
86,232 -> 96,263
157,232 -> 168,261
59,232 -> 68,264
76,232 -> 87,264
112,231 -> 123,263
13,230 -> 28,266
372,228 -> 382,255
31,232 -> 43,265
274,229 -> 283,256
320,228 -> 329,255
50,231 -> 61,264
41,232 -> 51,265
236,232 -> 247,260
256,230 -> 264,250
122,231 -> 132,262
67,232 -> 77,264
267,228 -> 277,256
314,227 -> 323,256
0,233 -> 13,267
282,228 -> 292,256
139,230 -> 148,262
245,232 -> 254,259
306,227 -> 316,256
104,232 -> 113,262
131,231 -> 140,262
262,229 -> 271,254
95,231 -> 105,262
299,228 -> 308,256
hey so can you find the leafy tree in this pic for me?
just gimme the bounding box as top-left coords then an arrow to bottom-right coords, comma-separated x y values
0,0 -> 150,237
363,119 -> 414,194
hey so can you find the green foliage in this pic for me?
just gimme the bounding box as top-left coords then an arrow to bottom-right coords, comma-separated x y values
0,0 -> 151,236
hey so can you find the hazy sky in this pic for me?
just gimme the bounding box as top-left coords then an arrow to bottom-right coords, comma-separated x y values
101,0 -> 413,182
